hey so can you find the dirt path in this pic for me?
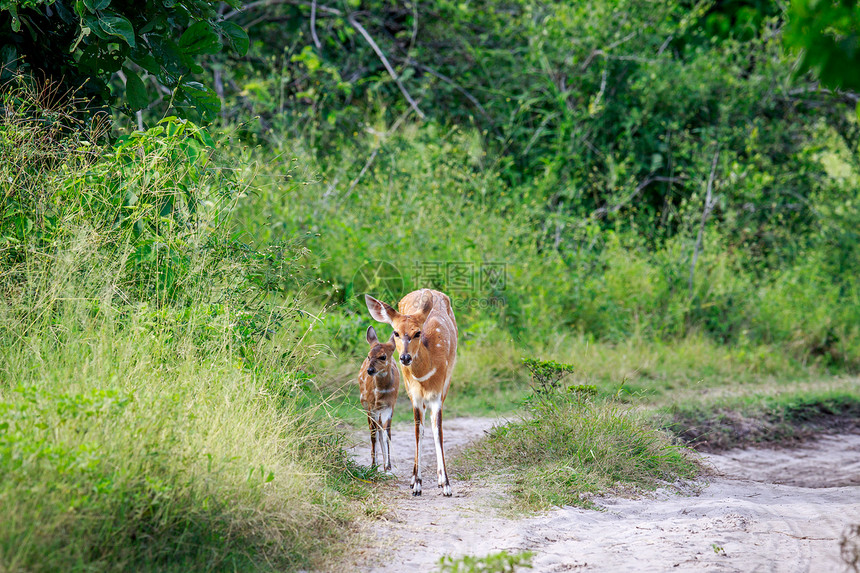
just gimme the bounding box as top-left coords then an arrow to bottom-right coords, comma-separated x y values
347,418 -> 860,573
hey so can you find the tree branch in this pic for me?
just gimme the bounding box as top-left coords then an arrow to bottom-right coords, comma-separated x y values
689,149 -> 720,298
310,0 -> 322,49
347,13 -> 425,119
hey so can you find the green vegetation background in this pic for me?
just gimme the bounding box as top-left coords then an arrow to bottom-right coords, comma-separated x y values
1,0 -> 859,570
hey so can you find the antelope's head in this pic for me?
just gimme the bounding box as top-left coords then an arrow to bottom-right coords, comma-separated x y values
365,294 -> 432,366
363,326 -> 396,377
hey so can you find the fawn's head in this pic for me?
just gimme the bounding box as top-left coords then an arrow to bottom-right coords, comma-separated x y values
364,325 -> 396,376
365,294 -> 432,366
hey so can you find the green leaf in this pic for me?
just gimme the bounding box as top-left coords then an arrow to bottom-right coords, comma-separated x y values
130,49 -> 160,76
179,21 -> 221,55
8,4 -> 20,32
123,68 -> 148,111
218,21 -> 249,56
82,14 -> 108,39
149,36 -> 187,75
78,43 -> 125,75
98,14 -> 135,47
83,0 -> 111,12
178,81 -> 221,121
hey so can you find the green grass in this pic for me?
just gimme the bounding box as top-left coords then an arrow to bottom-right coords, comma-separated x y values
664,389 -> 860,451
456,387 -> 699,510
0,307 -> 364,571
0,91 -> 371,571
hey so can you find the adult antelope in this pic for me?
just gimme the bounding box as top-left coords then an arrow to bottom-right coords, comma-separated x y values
365,289 -> 457,496
358,326 -> 399,472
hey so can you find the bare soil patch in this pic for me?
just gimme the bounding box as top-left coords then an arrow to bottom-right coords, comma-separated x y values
346,418 -> 860,572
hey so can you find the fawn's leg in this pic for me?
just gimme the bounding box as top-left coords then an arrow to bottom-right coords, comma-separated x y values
379,407 -> 393,472
368,412 -> 377,467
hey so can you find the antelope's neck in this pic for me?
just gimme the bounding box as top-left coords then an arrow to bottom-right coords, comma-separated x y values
405,350 -> 434,380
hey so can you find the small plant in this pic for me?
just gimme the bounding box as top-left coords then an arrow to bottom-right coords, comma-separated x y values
712,543 -> 726,556
438,550 -> 533,573
568,384 -> 598,398
522,358 -> 574,398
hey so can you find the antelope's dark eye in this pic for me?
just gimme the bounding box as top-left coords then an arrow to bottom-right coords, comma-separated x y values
393,332 -> 399,337
380,355 -> 386,361
414,331 -> 421,339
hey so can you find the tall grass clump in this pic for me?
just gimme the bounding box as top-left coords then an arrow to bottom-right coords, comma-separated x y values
459,359 -> 698,509
0,80 -> 358,571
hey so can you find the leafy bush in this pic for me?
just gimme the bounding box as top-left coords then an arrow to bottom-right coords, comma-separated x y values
0,0 -> 249,118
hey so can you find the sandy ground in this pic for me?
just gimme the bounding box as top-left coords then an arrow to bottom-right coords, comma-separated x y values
346,417 -> 860,573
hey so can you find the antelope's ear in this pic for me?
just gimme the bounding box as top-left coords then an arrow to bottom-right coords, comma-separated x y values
387,332 -> 396,345
414,291 -> 433,321
365,294 -> 398,324
366,325 -> 379,346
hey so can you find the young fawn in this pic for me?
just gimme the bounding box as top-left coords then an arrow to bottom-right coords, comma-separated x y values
365,289 -> 457,496
358,325 -> 400,471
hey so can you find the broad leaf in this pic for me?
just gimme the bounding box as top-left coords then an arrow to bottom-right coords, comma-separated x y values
178,81 -> 221,121
149,36 -> 188,76
218,21 -> 249,56
179,21 -> 221,55
83,0 -> 111,13
99,14 -> 135,47
123,68 -> 149,111
130,46 -> 160,76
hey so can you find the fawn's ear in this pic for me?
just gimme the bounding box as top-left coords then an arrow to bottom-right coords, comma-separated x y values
365,295 -> 398,324
387,332 -> 396,345
366,325 -> 379,346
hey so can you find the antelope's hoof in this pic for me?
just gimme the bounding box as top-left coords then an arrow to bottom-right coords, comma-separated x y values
441,484 -> 452,497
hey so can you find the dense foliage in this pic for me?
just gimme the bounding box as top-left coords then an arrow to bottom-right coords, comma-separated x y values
0,0 -> 249,118
1,0 -> 860,569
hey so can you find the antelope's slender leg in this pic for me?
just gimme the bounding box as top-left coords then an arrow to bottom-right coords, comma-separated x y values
429,402 -> 452,496
368,412 -> 377,467
380,407 -> 393,472
412,404 -> 425,496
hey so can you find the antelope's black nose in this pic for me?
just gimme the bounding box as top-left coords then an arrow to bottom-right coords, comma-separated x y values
367,367 -> 377,376
400,354 -> 412,365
